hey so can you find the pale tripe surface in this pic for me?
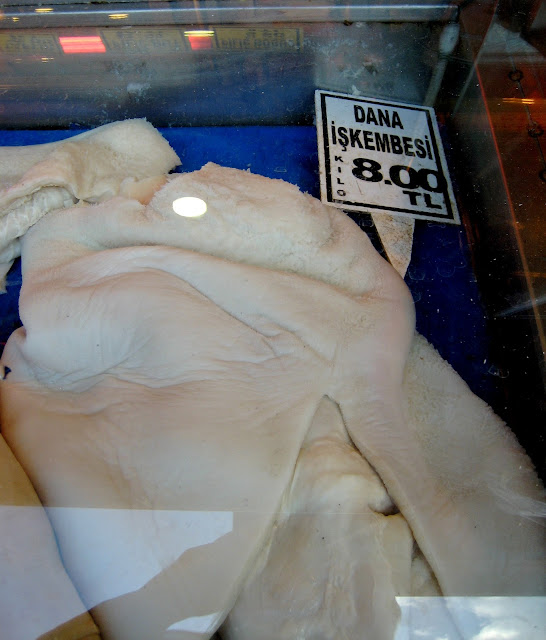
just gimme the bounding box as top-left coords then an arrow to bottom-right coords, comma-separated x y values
1,162 -> 544,640
0,119 -> 180,288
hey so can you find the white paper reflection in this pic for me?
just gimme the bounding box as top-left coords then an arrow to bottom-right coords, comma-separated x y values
167,611 -> 221,634
0,505 -> 90,640
396,597 -> 546,640
46,508 -> 233,607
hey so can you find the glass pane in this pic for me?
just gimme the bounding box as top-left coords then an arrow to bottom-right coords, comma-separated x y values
0,3 -> 544,639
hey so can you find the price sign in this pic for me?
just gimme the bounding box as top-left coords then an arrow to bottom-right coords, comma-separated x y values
315,91 -> 460,224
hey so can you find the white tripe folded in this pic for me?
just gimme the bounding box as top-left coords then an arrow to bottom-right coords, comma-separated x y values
0,127 -> 543,640
0,119 -> 180,289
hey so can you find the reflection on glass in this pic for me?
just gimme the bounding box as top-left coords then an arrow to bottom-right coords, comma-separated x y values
59,36 -> 107,54
172,196 -> 207,218
46,508 -> 234,607
167,612 -> 221,634
184,30 -> 215,50
396,597 -> 546,639
184,30 -> 215,37
502,97 -> 537,104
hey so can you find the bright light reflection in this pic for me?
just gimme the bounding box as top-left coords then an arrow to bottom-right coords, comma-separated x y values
44,508 -> 234,607
167,612 -> 221,633
109,13 -> 129,20
502,97 -> 536,104
59,35 -> 106,54
172,197 -> 207,218
184,30 -> 215,37
395,597 -> 546,639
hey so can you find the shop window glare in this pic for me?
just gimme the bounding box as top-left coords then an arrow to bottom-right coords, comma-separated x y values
172,197 -> 207,218
184,30 -> 215,37
59,36 -> 107,54
184,30 -> 215,51
502,97 -> 536,104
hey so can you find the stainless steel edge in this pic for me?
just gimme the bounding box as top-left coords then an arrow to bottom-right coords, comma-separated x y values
0,2 -> 459,29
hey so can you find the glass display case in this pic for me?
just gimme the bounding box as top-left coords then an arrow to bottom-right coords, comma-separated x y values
0,2 -> 544,639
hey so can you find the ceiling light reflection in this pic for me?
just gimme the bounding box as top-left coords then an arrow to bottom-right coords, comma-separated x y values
172,197 -> 207,218
502,97 -> 536,104
184,30 -> 215,37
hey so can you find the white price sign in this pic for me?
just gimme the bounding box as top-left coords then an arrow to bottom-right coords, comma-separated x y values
315,90 -> 460,224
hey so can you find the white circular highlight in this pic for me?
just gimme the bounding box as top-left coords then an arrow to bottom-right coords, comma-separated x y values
172,197 -> 207,218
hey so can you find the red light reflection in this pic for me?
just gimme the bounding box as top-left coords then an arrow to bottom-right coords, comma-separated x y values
59,36 -> 106,54
187,35 -> 213,50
